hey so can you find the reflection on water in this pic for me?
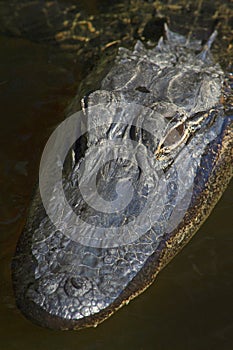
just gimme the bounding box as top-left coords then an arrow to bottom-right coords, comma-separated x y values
0,1 -> 232,349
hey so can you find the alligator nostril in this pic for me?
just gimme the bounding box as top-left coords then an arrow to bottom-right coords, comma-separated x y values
70,277 -> 83,289
64,276 -> 93,298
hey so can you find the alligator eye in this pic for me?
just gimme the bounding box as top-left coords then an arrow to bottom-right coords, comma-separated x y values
155,121 -> 187,158
135,86 -> 150,93
162,123 -> 185,147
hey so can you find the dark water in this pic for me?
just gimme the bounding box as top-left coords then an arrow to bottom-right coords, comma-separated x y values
0,2 -> 232,349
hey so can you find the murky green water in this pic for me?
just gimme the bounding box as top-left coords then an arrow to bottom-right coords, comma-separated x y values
0,1 -> 232,349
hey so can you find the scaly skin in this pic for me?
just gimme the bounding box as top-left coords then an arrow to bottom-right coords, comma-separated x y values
12,17 -> 232,329
6,0 -> 233,329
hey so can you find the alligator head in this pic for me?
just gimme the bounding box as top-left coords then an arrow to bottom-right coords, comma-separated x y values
12,25 -> 232,330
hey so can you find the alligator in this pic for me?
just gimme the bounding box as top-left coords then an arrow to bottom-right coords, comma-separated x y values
8,0 -> 233,330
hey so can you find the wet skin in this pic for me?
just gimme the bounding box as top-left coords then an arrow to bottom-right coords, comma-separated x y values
12,24 -> 233,330
2,0 -> 232,332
